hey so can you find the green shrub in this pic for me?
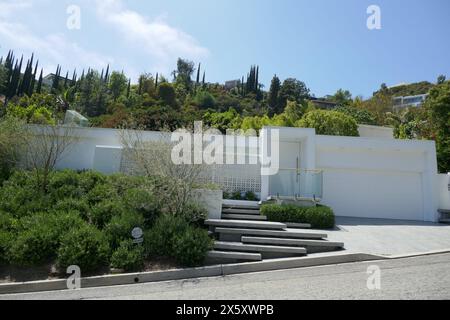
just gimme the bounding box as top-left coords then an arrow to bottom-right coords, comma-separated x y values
244,191 -> 258,201
182,201 -> 208,226
89,200 -> 126,229
54,198 -> 90,219
261,204 -> 335,229
0,230 -> 12,265
86,183 -> 117,205
231,191 -> 242,200
110,240 -> 145,271
303,206 -> 335,229
48,170 -> 83,201
0,181 -> 49,218
123,188 -> 160,227
104,211 -> 145,249
78,171 -> 107,193
108,174 -> 146,196
0,211 -> 15,232
145,214 -> 187,258
173,227 -> 213,267
57,224 -> 110,272
9,211 -> 85,266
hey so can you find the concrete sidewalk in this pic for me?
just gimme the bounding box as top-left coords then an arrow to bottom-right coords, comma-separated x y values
325,217 -> 450,256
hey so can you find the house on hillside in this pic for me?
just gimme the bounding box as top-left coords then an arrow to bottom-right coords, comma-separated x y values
309,98 -> 339,110
224,79 -> 241,91
48,122 -> 449,223
392,94 -> 428,111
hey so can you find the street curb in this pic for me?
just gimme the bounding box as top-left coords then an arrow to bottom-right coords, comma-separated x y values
0,265 -> 223,295
0,252 -> 385,295
5,249 -> 450,295
380,248 -> 450,260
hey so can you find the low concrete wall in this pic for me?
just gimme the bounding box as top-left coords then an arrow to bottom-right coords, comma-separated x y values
438,173 -> 450,210
192,189 -> 223,220
358,125 -> 394,139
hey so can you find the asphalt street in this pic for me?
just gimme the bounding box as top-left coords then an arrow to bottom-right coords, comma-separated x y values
1,253 -> 450,300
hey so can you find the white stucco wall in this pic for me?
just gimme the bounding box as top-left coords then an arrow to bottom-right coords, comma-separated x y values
316,135 -> 438,222
438,173 -> 450,210
45,125 -> 441,222
358,125 -> 394,139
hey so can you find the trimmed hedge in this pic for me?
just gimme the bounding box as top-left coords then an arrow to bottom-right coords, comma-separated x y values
261,204 -> 335,229
145,214 -> 213,267
110,240 -> 145,271
57,224 -> 111,272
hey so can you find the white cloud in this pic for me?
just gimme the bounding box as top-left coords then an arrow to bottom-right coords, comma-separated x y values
95,0 -> 209,73
0,0 -> 32,18
0,1 -> 113,75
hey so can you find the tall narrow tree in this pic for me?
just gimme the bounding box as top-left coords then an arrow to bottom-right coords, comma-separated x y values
36,69 -> 43,94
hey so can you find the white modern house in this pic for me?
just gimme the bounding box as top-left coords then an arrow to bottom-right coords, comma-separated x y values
393,94 -> 428,111
52,124 -> 449,223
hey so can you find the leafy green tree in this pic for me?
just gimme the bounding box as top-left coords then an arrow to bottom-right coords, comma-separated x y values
278,78 -> 310,111
386,108 -> 429,140
109,71 -> 128,102
203,108 -> 242,133
437,75 -> 446,85
75,70 -> 108,117
297,110 -> 359,137
283,100 -> 305,125
157,82 -> 177,107
6,104 -> 55,125
329,89 -> 353,107
424,81 -> 450,172
195,90 -> 216,109
334,106 -> 376,125
174,58 -> 195,91
361,92 -> 393,125
268,75 -> 281,115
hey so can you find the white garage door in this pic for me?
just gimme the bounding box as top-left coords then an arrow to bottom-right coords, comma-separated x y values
322,169 -> 424,221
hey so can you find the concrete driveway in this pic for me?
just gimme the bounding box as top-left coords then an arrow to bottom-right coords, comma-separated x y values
327,217 -> 450,256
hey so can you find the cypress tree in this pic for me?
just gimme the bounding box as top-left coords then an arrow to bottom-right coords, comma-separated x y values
36,69 -> 43,94
104,64 -> 110,83
72,70 -> 77,86
255,66 -> 259,93
155,73 -> 159,89
8,57 -> 22,98
196,63 -> 201,85
127,78 -> 131,98
64,71 -> 69,88
52,65 -> 61,91
29,60 -> 39,95
202,71 -> 206,88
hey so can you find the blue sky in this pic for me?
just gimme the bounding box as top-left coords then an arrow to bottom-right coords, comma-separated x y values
0,0 -> 449,98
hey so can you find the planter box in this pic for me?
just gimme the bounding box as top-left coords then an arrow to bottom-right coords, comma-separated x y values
192,189 -> 223,220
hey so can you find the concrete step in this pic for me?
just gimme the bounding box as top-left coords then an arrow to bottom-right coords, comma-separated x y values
216,227 -> 328,240
222,214 -> 267,221
285,222 -> 312,229
222,200 -> 260,210
241,236 -> 344,249
214,241 -> 307,255
222,208 -> 261,215
205,219 -> 287,230
206,250 -> 262,261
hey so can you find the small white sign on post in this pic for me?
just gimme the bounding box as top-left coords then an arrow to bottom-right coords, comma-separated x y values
132,227 -> 144,244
